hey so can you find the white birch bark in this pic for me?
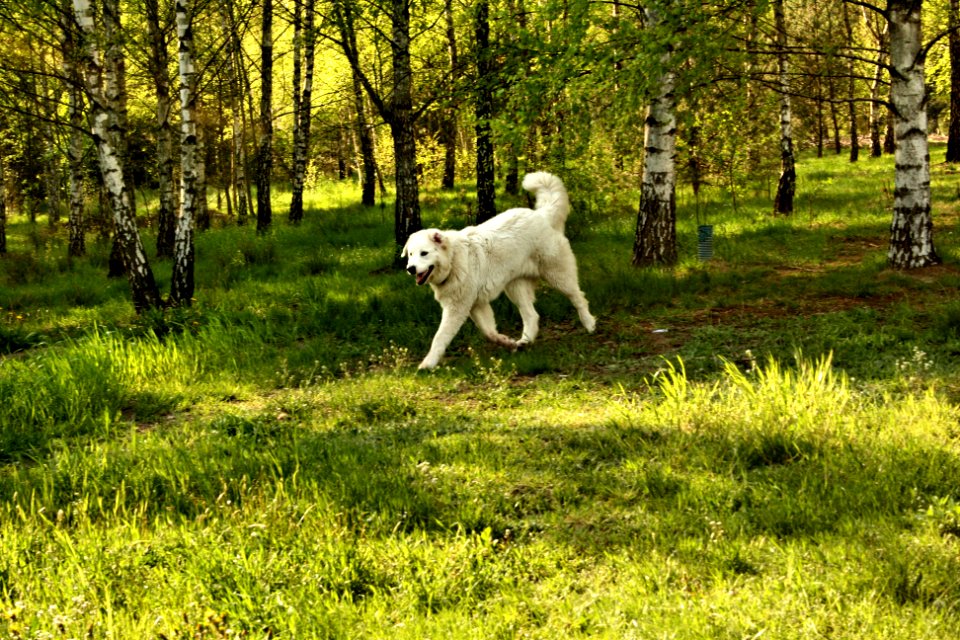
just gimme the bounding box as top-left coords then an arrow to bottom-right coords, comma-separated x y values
289,0 -> 316,224
73,0 -> 161,312
887,0 -> 939,268
62,1 -> 86,257
171,0 -> 197,305
632,7 -> 677,266
773,0 -> 795,214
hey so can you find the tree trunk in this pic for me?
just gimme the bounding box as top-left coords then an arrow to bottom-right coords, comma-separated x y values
947,0 -> 960,162
171,0 -> 197,306
221,1 -> 251,225
0,153 -> 6,256
146,0 -> 176,257
256,0 -> 274,234
334,0 -> 421,245
474,0 -> 496,224
633,8 -> 677,267
350,57 -> 376,207
773,0 -> 795,214
104,0 -> 133,278
73,0 -> 161,312
289,0 -> 316,224
884,105 -> 896,153
62,1 -> 86,257
843,5 -> 859,163
870,61 -> 884,156
887,0 -> 939,268
388,0 -> 422,254
829,82 -> 842,155
391,113 -> 422,256
440,0 -> 458,190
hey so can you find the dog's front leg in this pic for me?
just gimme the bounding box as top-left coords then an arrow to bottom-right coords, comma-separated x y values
420,306 -> 470,370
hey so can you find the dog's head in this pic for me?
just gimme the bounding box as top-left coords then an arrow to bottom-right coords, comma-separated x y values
402,230 -> 448,286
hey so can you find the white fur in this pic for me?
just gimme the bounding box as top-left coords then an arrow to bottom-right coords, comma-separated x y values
402,171 -> 596,370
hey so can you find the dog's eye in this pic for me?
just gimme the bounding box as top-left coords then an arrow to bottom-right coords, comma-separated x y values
420,251 -> 428,257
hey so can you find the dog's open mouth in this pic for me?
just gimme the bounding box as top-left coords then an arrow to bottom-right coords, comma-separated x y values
416,265 -> 434,286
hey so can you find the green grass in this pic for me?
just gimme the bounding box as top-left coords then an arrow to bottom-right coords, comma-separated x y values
2,151 -> 960,637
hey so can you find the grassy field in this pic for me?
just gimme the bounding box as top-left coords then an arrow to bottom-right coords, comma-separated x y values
2,149 -> 960,638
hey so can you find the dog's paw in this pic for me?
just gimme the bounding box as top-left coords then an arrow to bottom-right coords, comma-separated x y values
583,315 -> 597,333
418,358 -> 440,370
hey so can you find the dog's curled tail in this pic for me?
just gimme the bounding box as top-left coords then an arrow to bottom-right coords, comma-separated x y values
522,171 -> 570,230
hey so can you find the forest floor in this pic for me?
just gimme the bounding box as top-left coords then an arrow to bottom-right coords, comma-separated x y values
2,149 -> 960,638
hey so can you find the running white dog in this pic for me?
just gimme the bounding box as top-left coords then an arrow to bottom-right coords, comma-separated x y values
403,171 -> 596,370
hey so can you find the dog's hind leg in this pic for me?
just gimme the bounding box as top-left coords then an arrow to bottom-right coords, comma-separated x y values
505,279 -> 539,345
470,302 -> 519,350
420,307 -> 470,369
542,246 -> 596,333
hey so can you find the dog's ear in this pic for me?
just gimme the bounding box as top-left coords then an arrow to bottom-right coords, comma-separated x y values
432,232 -> 443,246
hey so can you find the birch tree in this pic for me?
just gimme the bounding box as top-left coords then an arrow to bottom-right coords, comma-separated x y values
72,0 -> 162,312
62,0 -> 86,258
170,0 -> 197,305
885,0 -> 939,268
632,6 -> 677,267
289,0 -> 317,224
773,0 -> 795,214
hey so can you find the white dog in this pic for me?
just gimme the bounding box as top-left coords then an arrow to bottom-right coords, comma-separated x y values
402,171 -> 596,370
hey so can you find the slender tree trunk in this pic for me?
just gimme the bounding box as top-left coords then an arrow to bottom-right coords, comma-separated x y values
829,81 -> 842,155
884,105 -> 896,153
62,2 -> 86,257
870,61 -> 884,156
290,0 -> 316,224
440,0 -> 458,190
474,0 -> 496,223
73,0 -> 161,312
67,88 -> 86,258
104,0 -> 133,278
40,72 -> 62,227
887,0 -> 939,268
171,0 -> 197,305
352,74 -> 376,206
196,126 -> 209,230
146,0 -> 176,257
256,0 -> 274,233
773,0 -> 795,214
221,2 -> 251,225
947,0 -> 960,162
632,9 -> 676,267
843,5 -> 860,162
0,153 -> 6,256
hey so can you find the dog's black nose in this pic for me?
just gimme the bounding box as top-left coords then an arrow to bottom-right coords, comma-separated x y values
406,266 -> 417,275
